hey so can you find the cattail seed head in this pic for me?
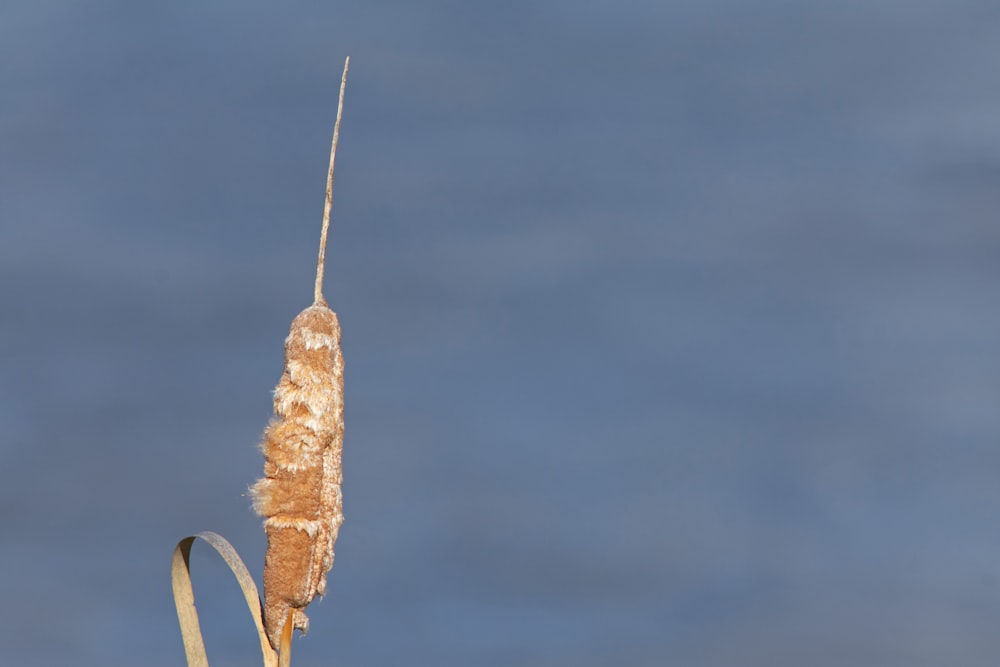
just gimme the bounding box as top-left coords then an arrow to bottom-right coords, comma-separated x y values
251,303 -> 344,647
251,56 -> 351,650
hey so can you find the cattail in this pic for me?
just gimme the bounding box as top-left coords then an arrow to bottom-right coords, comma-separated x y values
251,56 -> 350,650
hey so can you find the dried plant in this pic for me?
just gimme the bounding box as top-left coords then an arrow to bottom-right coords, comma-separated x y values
251,56 -> 351,650
172,56 -> 353,667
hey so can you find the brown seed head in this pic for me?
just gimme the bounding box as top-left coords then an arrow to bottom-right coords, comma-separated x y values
251,303 -> 344,646
251,56 -> 351,649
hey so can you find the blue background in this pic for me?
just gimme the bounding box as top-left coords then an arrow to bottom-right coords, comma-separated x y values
3,2 -> 1000,665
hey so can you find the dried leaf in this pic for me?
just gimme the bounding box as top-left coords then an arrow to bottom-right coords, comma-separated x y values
171,531 -> 278,667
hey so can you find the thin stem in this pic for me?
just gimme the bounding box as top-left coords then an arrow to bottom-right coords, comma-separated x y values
315,56 -> 351,305
278,610 -> 294,667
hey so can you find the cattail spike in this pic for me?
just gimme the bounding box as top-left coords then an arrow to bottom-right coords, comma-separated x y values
253,57 -> 350,650
315,56 -> 350,305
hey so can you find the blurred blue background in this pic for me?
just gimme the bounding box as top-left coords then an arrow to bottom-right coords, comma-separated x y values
3,1 -> 1000,665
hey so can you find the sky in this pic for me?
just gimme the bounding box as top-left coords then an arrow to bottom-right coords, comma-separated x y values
3,1 -> 1000,666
